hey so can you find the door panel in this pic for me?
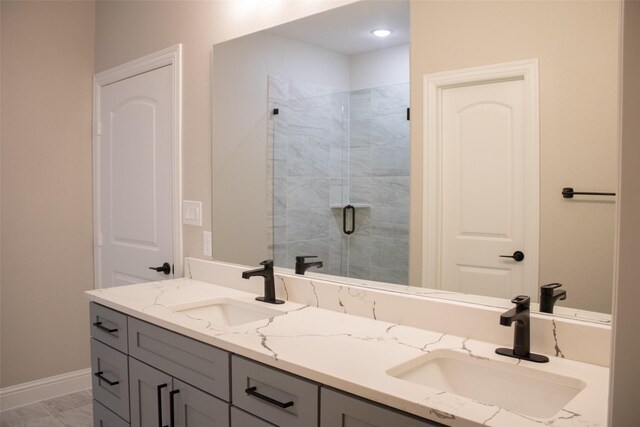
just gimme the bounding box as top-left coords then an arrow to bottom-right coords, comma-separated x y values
98,65 -> 174,287
440,78 -> 529,298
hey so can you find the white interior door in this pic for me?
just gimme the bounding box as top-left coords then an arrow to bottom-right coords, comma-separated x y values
424,60 -> 539,300
97,65 -> 175,287
440,78 -> 528,298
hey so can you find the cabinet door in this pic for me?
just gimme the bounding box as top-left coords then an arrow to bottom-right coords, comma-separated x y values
172,379 -> 229,427
320,388 -> 445,427
129,357 -> 172,427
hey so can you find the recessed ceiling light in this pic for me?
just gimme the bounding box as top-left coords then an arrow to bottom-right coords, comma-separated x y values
371,29 -> 393,38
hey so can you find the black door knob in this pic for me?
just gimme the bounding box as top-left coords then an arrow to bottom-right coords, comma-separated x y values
499,251 -> 525,262
148,262 -> 171,275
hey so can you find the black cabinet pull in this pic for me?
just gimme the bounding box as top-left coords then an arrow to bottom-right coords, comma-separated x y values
93,371 -> 119,386
245,386 -> 294,409
93,321 -> 118,334
149,262 -> 172,275
343,205 -> 355,235
499,251 -> 525,262
169,390 -> 180,427
562,187 -> 616,198
157,383 -> 168,427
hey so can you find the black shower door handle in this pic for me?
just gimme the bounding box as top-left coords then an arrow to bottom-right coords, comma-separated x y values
343,205 -> 355,235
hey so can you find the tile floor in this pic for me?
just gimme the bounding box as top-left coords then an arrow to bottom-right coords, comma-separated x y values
0,390 -> 92,427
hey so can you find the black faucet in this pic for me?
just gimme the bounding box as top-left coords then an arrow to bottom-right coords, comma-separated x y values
242,260 -> 283,304
295,256 -> 323,275
539,283 -> 567,314
496,296 -> 549,363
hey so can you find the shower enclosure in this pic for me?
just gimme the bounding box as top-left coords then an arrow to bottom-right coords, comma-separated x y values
268,75 -> 410,284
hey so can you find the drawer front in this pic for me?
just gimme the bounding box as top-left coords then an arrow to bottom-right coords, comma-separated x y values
230,407 -> 276,427
320,388 -> 445,427
91,339 -> 130,422
128,317 -> 230,401
90,303 -> 128,353
93,400 -> 130,427
173,379 -> 230,427
231,356 -> 319,427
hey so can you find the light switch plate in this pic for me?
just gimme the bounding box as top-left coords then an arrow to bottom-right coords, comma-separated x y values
203,231 -> 212,257
182,200 -> 202,226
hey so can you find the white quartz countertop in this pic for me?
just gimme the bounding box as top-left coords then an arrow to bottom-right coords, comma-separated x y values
86,278 -> 608,427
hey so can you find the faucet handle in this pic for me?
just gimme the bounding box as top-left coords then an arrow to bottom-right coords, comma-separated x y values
296,255 -> 318,263
511,295 -> 530,308
260,260 -> 274,268
541,283 -> 563,294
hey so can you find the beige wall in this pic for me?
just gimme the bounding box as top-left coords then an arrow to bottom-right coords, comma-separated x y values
0,1 -> 95,388
409,0 -> 620,313
610,0 -> 640,423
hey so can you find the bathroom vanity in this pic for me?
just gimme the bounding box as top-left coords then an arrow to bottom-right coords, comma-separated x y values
87,258 -> 609,427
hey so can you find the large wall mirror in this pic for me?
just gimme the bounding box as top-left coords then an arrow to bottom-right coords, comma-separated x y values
212,0 -> 619,323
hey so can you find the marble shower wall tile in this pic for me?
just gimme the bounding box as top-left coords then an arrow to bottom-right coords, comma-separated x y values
268,75 -> 289,101
287,177 -> 330,209
287,133 -> 330,177
370,176 -> 410,208
348,83 -> 410,283
268,76 -> 347,268
269,78 -> 409,280
285,208 -> 331,241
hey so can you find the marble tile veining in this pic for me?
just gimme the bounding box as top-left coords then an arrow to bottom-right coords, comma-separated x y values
51,404 -> 92,427
40,390 -> 92,414
0,391 -> 92,427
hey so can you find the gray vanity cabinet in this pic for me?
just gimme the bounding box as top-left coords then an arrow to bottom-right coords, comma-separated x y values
129,357 -> 229,427
321,388 -> 445,427
90,302 -> 131,425
90,302 -> 445,427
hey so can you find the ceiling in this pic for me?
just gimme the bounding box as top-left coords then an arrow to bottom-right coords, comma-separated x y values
265,0 -> 409,56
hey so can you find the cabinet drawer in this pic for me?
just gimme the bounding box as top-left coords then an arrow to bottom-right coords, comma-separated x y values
320,388 -> 445,427
230,407 -> 276,427
91,339 -> 130,422
93,400 -> 130,427
231,356 -> 319,427
128,317 -> 230,401
90,303 -> 128,353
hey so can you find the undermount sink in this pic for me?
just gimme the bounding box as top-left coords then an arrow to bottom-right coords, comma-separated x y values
169,298 -> 284,327
387,349 -> 586,419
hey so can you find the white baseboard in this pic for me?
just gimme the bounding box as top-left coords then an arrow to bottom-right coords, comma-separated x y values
0,368 -> 91,412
